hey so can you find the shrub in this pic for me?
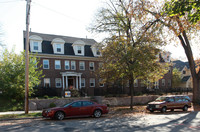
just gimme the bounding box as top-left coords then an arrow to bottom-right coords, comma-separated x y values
43,95 -> 49,99
49,102 -> 56,108
70,89 -> 80,97
52,96 -> 59,99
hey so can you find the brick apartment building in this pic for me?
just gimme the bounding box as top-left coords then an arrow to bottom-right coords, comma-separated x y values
24,31 -> 173,96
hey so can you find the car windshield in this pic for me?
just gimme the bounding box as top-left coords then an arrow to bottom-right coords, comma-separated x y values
155,97 -> 168,102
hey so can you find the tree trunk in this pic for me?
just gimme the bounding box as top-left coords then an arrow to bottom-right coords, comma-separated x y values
129,77 -> 134,110
178,31 -> 200,104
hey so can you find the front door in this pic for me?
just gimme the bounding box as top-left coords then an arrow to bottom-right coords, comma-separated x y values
68,78 -> 74,90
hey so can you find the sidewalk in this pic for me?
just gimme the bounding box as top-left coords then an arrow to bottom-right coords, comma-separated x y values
0,110 -> 42,115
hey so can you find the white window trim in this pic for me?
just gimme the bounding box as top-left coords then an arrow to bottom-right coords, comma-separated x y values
43,59 -> 49,69
51,38 -> 65,54
81,78 -> 85,87
90,78 -> 95,87
55,78 -> 62,88
89,62 -> 95,71
30,40 -> 42,52
44,78 -> 50,87
134,79 -> 138,87
154,81 -> 159,89
56,44 -> 62,53
72,40 -> 85,56
65,60 -> 70,70
79,61 -> 85,70
71,61 -> 76,70
55,60 -> 61,70
162,79 -> 165,86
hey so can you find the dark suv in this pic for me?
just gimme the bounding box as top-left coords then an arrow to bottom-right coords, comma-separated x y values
146,95 -> 192,113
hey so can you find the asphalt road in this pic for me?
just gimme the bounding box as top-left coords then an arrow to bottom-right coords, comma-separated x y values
0,111 -> 200,132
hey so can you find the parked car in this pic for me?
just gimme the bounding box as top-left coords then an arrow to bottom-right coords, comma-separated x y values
42,100 -> 109,120
146,95 -> 192,113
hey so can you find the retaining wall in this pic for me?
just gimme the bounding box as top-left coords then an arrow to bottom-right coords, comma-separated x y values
29,95 -> 193,110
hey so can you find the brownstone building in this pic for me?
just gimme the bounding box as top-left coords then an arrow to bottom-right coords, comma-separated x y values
24,32 -> 173,96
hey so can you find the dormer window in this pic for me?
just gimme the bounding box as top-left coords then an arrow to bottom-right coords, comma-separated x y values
51,38 -> 65,54
96,47 -> 100,55
29,35 -> 43,53
56,44 -> 61,52
72,40 -> 85,56
77,46 -> 82,54
91,44 -> 102,57
33,42 -> 39,50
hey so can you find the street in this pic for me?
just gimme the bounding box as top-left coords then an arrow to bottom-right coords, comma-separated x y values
0,111 -> 200,132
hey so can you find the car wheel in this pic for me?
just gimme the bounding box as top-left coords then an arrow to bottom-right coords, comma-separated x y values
93,109 -> 102,118
183,105 -> 188,111
55,111 -> 65,120
150,110 -> 154,113
161,107 -> 167,113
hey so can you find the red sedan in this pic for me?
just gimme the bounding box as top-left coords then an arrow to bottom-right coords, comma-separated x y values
42,100 -> 109,120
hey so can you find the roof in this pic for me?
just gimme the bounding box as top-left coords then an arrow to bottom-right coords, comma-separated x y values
23,31 -> 97,57
23,31 -> 97,45
173,60 -> 189,71
181,76 -> 191,82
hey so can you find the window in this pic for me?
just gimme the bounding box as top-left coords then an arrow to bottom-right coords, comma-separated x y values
65,60 -> 70,70
126,80 -> 129,87
96,47 -> 100,55
71,101 -> 82,107
55,78 -> 62,88
141,80 -> 145,87
168,79 -> 171,87
168,67 -> 171,73
99,79 -> 104,87
154,81 -> 159,89
33,59 -> 37,68
83,101 -> 93,106
99,62 -> 103,69
90,78 -> 95,87
43,59 -> 49,69
71,61 -> 76,70
79,61 -> 85,70
77,46 -> 82,54
56,44 -> 61,52
55,60 -> 61,69
183,70 -> 186,74
33,42 -> 39,50
81,78 -> 85,87
134,79 -> 138,87
89,62 -> 94,71
162,79 -> 165,86
44,78 -> 50,88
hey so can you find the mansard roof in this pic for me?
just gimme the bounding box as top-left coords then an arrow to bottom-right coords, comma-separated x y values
23,31 -> 97,57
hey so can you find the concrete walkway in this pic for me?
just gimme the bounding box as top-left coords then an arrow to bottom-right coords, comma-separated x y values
0,110 -> 42,115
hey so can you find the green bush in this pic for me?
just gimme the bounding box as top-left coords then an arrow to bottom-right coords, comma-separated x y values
44,95 -> 49,99
70,89 -> 80,97
52,96 -> 59,99
49,102 -> 56,108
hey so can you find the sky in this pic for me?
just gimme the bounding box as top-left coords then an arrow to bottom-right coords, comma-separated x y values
0,0 -> 199,62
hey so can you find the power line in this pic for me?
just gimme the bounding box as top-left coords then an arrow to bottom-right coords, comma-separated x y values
32,1 -> 87,24
0,0 -> 23,3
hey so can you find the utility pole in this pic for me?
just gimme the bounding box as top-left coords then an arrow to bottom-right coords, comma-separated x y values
25,0 -> 31,114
